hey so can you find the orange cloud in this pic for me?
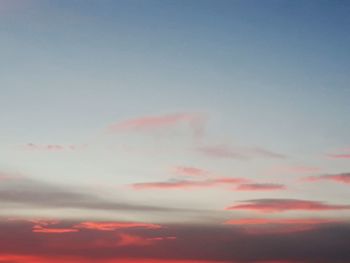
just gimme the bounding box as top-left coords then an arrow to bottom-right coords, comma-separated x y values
235,183 -> 286,191
74,221 -> 162,231
32,226 -> 78,234
226,199 -> 350,213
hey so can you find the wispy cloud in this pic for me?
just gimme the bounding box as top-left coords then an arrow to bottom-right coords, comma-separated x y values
267,165 -> 320,175
304,173 -> 350,184
328,154 -> 350,159
106,112 -> 206,137
224,217 -> 341,234
235,183 -> 286,191
23,143 -> 87,152
131,177 -> 248,190
0,175 -> 190,214
224,218 -> 340,226
225,199 -> 350,213
197,144 -> 286,160
173,166 -> 209,177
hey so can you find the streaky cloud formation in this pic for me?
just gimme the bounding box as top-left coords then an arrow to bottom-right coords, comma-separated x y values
225,199 -> 350,213
224,217 -> 340,226
235,183 -> 286,191
131,177 -> 248,190
0,176 -> 190,214
197,145 -> 286,160
224,217 -> 342,234
304,173 -> 350,184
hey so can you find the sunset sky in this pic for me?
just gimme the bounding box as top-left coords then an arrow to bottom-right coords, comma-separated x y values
1,0 -> 350,262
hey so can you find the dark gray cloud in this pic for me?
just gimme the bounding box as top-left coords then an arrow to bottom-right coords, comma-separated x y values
0,219 -> 350,262
0,177 -> 188,213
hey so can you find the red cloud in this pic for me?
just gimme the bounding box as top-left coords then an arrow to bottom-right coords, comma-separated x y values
304,173 -> 350,184
235,183 -> 286,191
116,233 -> 153,247
131,177 -> 248,190
106,113 -> 206,137
197,145 -> 285,160
226,199 -> 350,213
74,221 -> 162,231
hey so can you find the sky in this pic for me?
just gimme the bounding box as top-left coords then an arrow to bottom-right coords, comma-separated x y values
1,0 -> 350,262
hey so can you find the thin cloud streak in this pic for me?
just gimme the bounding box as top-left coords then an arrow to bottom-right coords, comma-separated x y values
131,177 -> 248,190
106,113 -> 206,137
235,183 -> 286,191
225,199 -> 350,213
197,145 -> 286,160
304,173 -> 350,184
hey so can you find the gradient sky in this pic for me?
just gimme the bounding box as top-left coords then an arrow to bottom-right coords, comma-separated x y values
1,1 -> 350,262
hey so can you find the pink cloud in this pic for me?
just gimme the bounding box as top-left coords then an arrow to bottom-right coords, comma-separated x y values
106,113 -> 206,137
174,166 -> 209,177
235,183 -> 286,191
225,199 -> 350,213
131,177 -> 248,190
267,165 -> 320,175
328,154 -> 350,159
304,173 -> 350,184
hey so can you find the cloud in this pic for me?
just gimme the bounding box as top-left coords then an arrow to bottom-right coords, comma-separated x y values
174,166 -> 209,177
225,199 -> 350,213
24,143 -> 87,152
267,165 -> 320,175
32,226 -> 78,234
304,173 -> 350,184
197,145 -> 286,160
328,154 -> 350,159
0,176 -> 190,214
235,183 -> 286,191
74,221 -> 161,231
0,219 -> 349,262
224,218 -> 339,225
131,177 -> 248,190
224,218 -> 341,234
106,113 -> 206,137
